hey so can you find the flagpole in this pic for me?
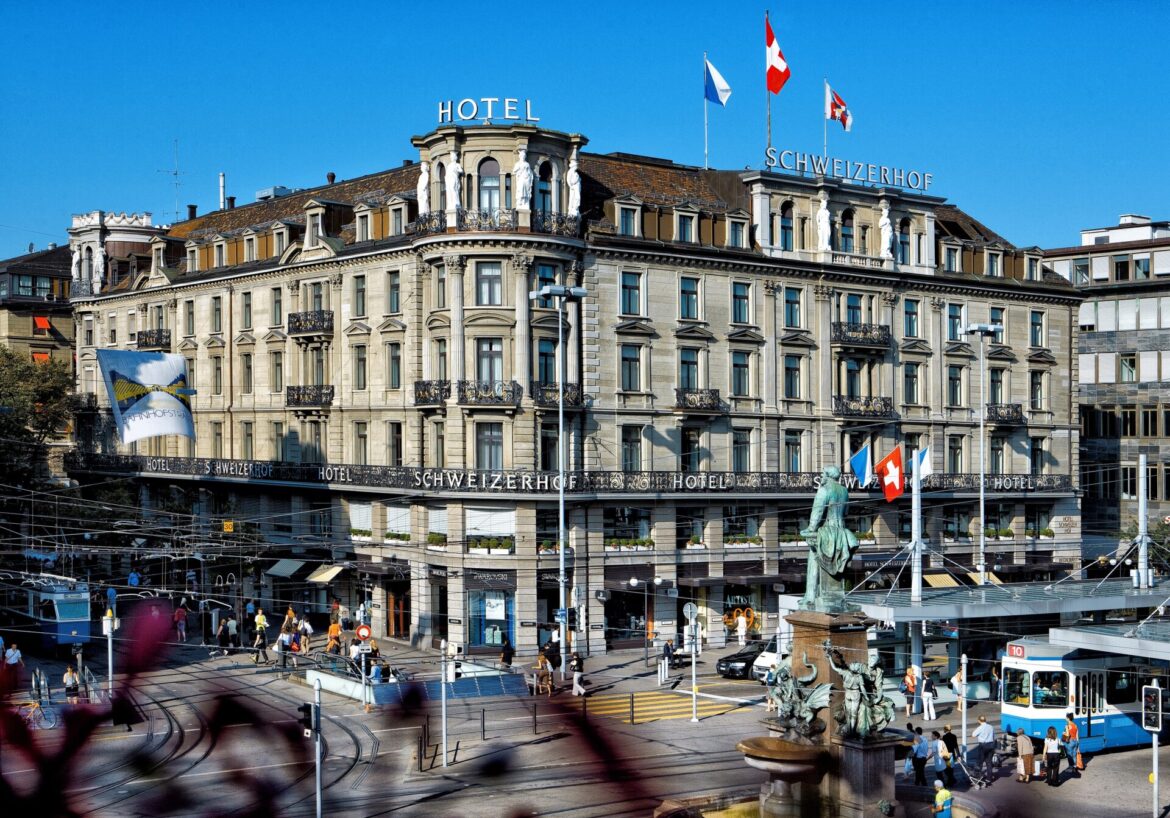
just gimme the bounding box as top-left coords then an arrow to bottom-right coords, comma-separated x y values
704,52 -> 709,169
765,12 -> 772,156
822,78 -> 828,158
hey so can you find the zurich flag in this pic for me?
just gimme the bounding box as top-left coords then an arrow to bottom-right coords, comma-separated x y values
704,59 -> 732,106
850,444 -> 873,488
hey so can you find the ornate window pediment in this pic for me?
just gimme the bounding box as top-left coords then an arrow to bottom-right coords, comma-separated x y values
424,314 -> 449,331
944,340 -> 975,358
674,323 -> 717,341
613,317 -> 658,337
262,329 -> 288,343
1027,348 -> 1057,365
987,344 -> 1017,362
234,332 -> 256,347
344,321 -> 372,336
177,338 -> 199,351
780,329 -> 816,347
205,335 -> 226,349
899,338 -> 933,356
727,327 -> 764,345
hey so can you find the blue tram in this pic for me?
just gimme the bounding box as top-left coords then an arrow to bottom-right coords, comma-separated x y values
1000,637 -> 1167,753
0,572 -> 91,653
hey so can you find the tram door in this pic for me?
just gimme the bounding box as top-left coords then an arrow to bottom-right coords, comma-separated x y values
1075,671 -> 1105,737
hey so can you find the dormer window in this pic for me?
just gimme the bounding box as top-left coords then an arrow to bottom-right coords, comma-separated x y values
153,246 -> 164,270
1026,257 -> 1038,280
307,213 -> 322,248
728,219 -> 746,249
357,213 -> 370,242
986,252 -> 1001,277
244,236 -> 256,262
391,207 -> 404,236
944,247 -> 959,272
274,227 -> 287,255
677,212 -> 695,243
214,242 -> 225,268
187,247 -> 198,272
619,206 -> 638,237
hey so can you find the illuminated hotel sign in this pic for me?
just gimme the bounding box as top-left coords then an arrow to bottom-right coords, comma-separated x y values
438,98 -> 539,124
764,148 -> 934,192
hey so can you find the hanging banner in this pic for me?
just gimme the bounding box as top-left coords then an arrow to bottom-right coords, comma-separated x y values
96,349 -> 195,444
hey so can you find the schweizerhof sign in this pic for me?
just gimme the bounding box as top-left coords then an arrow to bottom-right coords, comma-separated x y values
765,148 -> 934,192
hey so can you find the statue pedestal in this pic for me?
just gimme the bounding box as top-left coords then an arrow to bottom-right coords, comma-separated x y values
831,732 -> 902,818
784,609 -> 872,747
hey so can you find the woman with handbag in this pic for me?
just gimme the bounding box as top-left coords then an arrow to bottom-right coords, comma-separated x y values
1043,726 -> 1062,786
1062,713 -> 1082,776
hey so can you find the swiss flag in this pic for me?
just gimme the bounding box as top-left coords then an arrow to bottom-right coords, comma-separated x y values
765,16 -> 791,94
876,447 -> 905,502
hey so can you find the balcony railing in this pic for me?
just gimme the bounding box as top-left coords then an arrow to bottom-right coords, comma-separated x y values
137,328 -> 172,350
530,380 -> 583,408
675,388 -> 724,412
286,385 -> 335,407
532,212 -> 580,237
830,252 -> 888,269
408,211 -> 446,234
830,322 -> 891,347
457,380 -> 522,406
287,310 -> 334,335
832,395 -> 896,418
456,208 -> 517,231
67,453 -> 1078,497
69,392 -> 98,411
413,380 -> 451,406
986,403 -> 1025,424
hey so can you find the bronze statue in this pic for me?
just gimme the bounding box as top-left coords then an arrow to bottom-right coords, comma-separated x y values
823,641 -> 895,739
800,466 -> 860,609
768,651 -> 832,739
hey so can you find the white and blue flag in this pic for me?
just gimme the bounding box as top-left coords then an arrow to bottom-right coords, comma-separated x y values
704,58 -> 732,106
849,443 -> 873,488
97,349 -> 196,444
912,447 -> 933,479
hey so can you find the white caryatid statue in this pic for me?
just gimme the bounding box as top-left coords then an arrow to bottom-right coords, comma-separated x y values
416,159 -> 430,215
815,192 -> 831,252
70,247 -> 81,286
446,151 -> 463,210
878,201 -> 894,260
566,150 -> 582,217
91,246 -> 106,294
512,147 -> 533,211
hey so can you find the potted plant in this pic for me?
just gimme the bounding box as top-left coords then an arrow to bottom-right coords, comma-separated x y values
539,539 -> 556,554
687,534 -> 704,549
349,527 -> 372,542
998,527 -> 1015,540
426,532 -> 447,546
383,531 -> 410,542
1040,527 -> 1056,539
984,526 -> 998,540
858,531 -> 876,544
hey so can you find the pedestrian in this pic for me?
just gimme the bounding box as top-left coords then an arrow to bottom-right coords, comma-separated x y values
299,616 -> 314,654
4,642 -> 24,687
63,665 -> 80,704
282,605 -> 296,632
245,599 -> 256,619
128,569 -> 140,587
922,672 -> 937,721
911,726 -> 930,786
253,608 -> 270,664
735,612 -> 747,646
1016,727 -> 1035,783
278,627 -> 293,669
1062,712 -> 1081,776
932,730 -> 949,780
902,667 -> 917,717
340,602 -> 352,631
972,715 -> 997,784
931,779 -> 953,818
215,617 -> 230,655
499,636 -> 515,668
1043,725 -> 1062,785
326,634 -> 341,655
663,639 -> 675,668
173,604 -> 188,642
990,666 -> 1001,702
226,612 -> 240,650
570,651 -> 586,696
765,663 -> 780,712
951,669 -> 966,712
106,584 -> 117,614
941,725 -> 958,786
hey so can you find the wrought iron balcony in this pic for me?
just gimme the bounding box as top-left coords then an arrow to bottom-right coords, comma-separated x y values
69,392 -> 98,411
923,473 -> 1073,493
830,322 -> 891,347
286,385 -> 335,407
832,395 -> 896,418
456,208 -> 517,231
457,380 -> 522,406
287,310 -> 334,335
530,380 -> 583,408
986,403 -> 1025,424
409,211 -> 446,234
532,212 -> 580,237
675,388 -> 725,412
413,380 -> 451,406
136,328 -> 171,350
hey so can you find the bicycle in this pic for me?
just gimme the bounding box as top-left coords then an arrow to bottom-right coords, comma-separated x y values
16,699 -> 58,730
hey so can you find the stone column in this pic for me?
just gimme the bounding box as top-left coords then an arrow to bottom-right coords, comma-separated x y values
512,253 -> 533,395
447,255 -> 466,381
814,285 -> 834,468
763,281 -> 778,413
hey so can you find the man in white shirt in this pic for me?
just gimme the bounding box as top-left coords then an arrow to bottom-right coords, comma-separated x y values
971,715 -> 997,783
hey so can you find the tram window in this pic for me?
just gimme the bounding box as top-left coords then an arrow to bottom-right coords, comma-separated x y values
1032,670 -> 1070,708
56,600 -> 89,620
1004,668 -> 1031,705
41,599 -> 56,621
1107,671 -> 1137,705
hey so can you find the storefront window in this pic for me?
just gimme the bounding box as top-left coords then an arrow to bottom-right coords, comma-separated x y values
722,583 -> 762,640
468,589 -> 513,648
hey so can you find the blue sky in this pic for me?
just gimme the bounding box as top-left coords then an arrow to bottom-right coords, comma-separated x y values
1,1 -> 1167,258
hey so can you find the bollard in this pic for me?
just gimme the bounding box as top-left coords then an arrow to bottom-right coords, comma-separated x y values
533,702 -> 538,735
629,692 -> 635,725
417,732 -> 424,773
481,708 -> 486,741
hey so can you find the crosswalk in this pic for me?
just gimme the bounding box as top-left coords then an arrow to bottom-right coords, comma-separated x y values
573,689 -> 754,724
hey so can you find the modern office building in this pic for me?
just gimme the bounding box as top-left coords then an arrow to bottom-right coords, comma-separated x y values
1046,214 -> 1170,536
66,120 -> 1082,658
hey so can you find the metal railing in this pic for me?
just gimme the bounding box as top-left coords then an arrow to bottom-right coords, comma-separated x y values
674,388 -> 724,411
530,381 -> 583,407
457,380 -> 522,406
531,212 -> 580,236
409,211 -> 446,234
986,403 -> 1024,424
136,328 -> 171,349
286,385 -> 335,407
832,395 -> 896,418
457,209 -> 517,231
413,380 -> 452,406
830,322 -> 891,346
287,310 -> 334,335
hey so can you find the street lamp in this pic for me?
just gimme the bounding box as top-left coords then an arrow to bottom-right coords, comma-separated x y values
528,283 -> 587,678
964,323 -> 1003,586
629,575 -> 662,666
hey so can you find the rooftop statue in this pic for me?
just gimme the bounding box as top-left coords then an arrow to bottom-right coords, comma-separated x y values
446,151 -> 463,210
879,201 -> 894,260
512,148 -> 533,211
566,150 -> 581,217
416,160 -> 430,215
815,191 -> 831,252
799,466 -> 859,610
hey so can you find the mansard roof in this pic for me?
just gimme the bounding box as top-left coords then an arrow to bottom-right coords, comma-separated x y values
579,152 -> 734,213
934,204 -> 1014,248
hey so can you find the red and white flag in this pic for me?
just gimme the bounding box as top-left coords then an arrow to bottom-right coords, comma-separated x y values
825,82 -> 853,131
765,15 -> 791,94
876,447 -> 904,502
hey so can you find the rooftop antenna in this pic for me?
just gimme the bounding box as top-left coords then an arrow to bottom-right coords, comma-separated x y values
157,139 -> 186,223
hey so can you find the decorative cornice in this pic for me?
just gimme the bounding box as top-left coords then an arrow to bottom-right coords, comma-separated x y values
510,252 -> 533,273
443,254 -> 465,273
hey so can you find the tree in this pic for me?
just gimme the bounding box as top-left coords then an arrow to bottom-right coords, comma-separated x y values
0,344 -> 74,485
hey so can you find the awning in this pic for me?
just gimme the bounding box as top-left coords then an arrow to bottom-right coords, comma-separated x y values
924,573 -> 960,588
967,571 -> 1004,585
307,565 -> 345,584
31,351 -> 50,363
34,316 -> 51,330
266,559 -> 306,578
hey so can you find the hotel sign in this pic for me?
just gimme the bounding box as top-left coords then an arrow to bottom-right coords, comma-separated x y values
764,148 -> 934,192
438,98 -> 539,124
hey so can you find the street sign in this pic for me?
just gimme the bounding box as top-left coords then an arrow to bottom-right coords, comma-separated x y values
683,602 -> 698,622
355,624 -> 372,640
554,608 -> 566,624
357,643 -> 373,653
222,520 -> 234,533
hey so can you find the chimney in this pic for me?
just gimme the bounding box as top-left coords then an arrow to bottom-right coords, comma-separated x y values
187,204 -> 198,220
47,243 -> 57,250
402,159 -> 414,166
227,196 -> 236,209
327,172 -> 336,184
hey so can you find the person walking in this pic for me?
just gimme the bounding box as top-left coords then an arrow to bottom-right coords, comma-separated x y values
972,715 -> 997,785
299,617 -> 314,654
63,665 -> 80,704
173,604 -> 188,642
253,608 -> 270,664
951,669 -> 967,712
4,642 -> 24,687
1016,728 -> 1035,782
1043,726 -> 1062,785
278,627 -> 293,669
931,779 -> 954,818
735,613 -> 747,646
1062,712 -> 1081,776
226,613 -> 240,650
922,672 -> 938,721
214,617 -> 230,655
662,639 -> 675,668
911,726 -> 931,786
941,725 -> 959,787
499,636 -> 515,668
903,667 -> 918,718
570,651 -> 586,696
931,730 -> 949,781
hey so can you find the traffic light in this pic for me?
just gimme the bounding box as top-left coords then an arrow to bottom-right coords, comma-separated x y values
566,608 -> 579,631
1143,685 -> 1162,732
298,702 -> 314,733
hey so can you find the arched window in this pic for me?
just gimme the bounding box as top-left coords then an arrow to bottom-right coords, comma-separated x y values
436,163 -> 446,212
536,162 -> 553,215
779,201 -> 794,251
84,247 -> 93,280
840,209 -> 855,253
478,158 -> 500,213
898,218 -> 911,264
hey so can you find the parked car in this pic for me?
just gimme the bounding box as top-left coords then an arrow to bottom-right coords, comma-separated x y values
751,635 -> 790,682
716,642 -> 767,679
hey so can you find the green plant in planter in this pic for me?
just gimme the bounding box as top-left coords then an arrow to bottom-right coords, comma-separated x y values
1024,528 -> 1038,538
349,528 -> 372,537
688,535 -> 702,545
1040,527 -> 1055,538
858,531 -> 874,541
984,527 -> 998,539
998,528 -> 1015,538
427,532 -> 447,545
